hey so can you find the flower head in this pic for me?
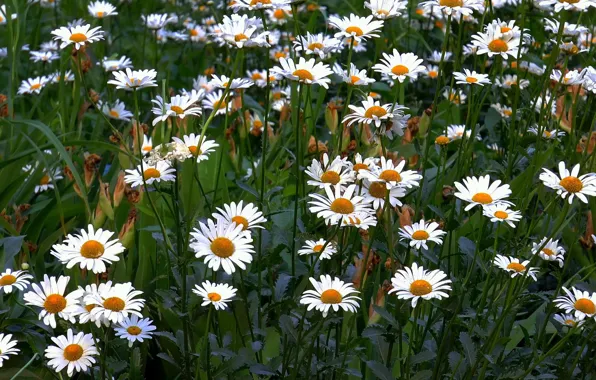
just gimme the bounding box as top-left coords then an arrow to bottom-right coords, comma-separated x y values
389,263 -> 452,307
300,275 -> 360,317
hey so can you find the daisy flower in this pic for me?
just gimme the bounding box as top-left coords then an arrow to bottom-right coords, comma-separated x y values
202,90 -> 232,115
493,255 -> 538,280
151,93 -> 202,126
343,97 -> 394,128
247,69 -> 281,88
51,24 -> 104,50
482,204 -> 522,227
364,0 -> 407,19
539,162 -> 596,204
209,74 -> 253,90
0,333 -> 19,367
399,220 -> 446,250
538,0 -> 594,12
550,69 -> 587,85
293,32 -> 341,59
114,315 -> 156,347
85,282 -> 145,324
389,263 -> 452,307
341,212 -> 378,230
216,14 -> 269,48
171,134 -> 219,163
50,70 -> 75,83
124,160 -> 176,188
495,74 -> 529,89
352,153 -> 377,175
472,22 -> 520,60
554,287 -> 596,321
192,281 -> 237,310
213,201 -> 267,233
527,126 -> 565,140
454,175 -> 512,211
17,76 -> 49,95
30,50 -> 59,63
421,0 -> 484,17
190,218 -> 255,275
101,56 -> 133,72
99,99 -> 133,121
271,57 -> 333,88
362,180 -> 406,210
443,88 -> 467,105
372,49 -> 426,83
45,329 -> 98,377
231,0 -> 291,10
0,268 -> 32,294
425,65 -> 439,79
78,282 -> 112,327
308,184 -> 374,226
142,13 -> 177,29
359,156 -> 422,189
88,0 -> 118,18
531,237 -> 565,267
334,63 -> 376,86
328,14 -> 384,42
108,68 -> 158,91
553,313 -> 585,328
491,103 -> 513,119
24,275 -> 84,328
141,135 -> 152,154
300,275 -> 360,317
305,153 -> 354,189
428,51 -> 453,63
298,239 -> 337,260
51,224 -> 125,274
454,69 -> 491,86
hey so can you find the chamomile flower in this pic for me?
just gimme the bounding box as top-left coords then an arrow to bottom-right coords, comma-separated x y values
308,184 -> 374,226
17,76 -> 49,95
454,175 -> 512,211
108,68 -> 158,90
372,49 -> 426,83
45,329 -> 98,377
334,63 -> 376,86
352,153 -> 377,175
24,275 -> 84,328
399,220 -> 446,250
482,204 -> 522,227
493,255 -> 538,280
0,333 -> 19,367
190,218 -> 255,274
554,287 -> 596,320
124,160 -> 176,188
538,0 -> 594,12
328,14 -> 384,42
342,212 -> 378,230
192,281 -> 237,310
527,126 -> 566,140
550,69 -> 586,85
362,180 -> 406,210
142,13 -> 177,29
491,103 -> 513,119
50,70 -> 75,83
114,315 -> 156,347
495,74 -> 530,89
30,50 -> 59,63
447,124 -> 474,141
472,22 -> 521,59
428,50 -> 453,63
293,33 -> 341,59
101,56 -> 133,72
213,201 -> 267,233
77,282 -> 111,327
30,167 -> 63,193
454,69 -> 491,86
553,313 -> 585,328
209,74 -> 253,90
298,239 -> 337,260
343,97 -> 393,128
51,24 -> 104,50
88,1 -> 118,18
425,65 -> 439,79
300,275 -> 360,317
359,156 -> 422,189
443,88 -> 467,105
151,93 -> 202,126
171,134 -> 219,163
539,162 -> 596,204
202,90 -> 232,115
365,0 -> 407,19
85,282 -> 145,324
99,99 -> 133,121
50,224 -> 125,274
271,57 -> 333,88
217,14 -> 269,48
421,0 -> 484,17
247,69 -> 281,88
389,263 -> 452,307
531,237 -> 566,267
231,0 -> 291,10
0,268 -> 32,294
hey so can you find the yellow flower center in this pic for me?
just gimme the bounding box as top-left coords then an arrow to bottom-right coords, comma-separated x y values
31,83 -> 42,90
368,182 -> 387,199
564,319 -> 576,326
208,292 -> 222,301
292,69 -> 314,81
353,163 -> 369,172
364,106 -> 388,119
379,169 -> 401,183
435,135 -> 450,145
428,71 -> 438,78
412,230 -> 430,240
321,171 -> 341,185
308,42 -> 324,50
251,73 -> 263,80
85,304 -> 95,312
80,240 -> 105,259
466,77 -> 478,83
210,237 -> 235,258
500,26 -> 511,33
488,39 -> 509,53
143,168 -> 161,180
104,297 -> 126,311
391,65 -> 410,76
559,176 -> 583,193
63,344 -> 84,361
127,326 -> 142,335
234,33 -> 248,42
274,52 -> 287,59
0,275 -> 17,286
320,289 -> 343,304
232,215 -> 249,230
329,198 -> 355,214
439,0 -> 463,6
494,211 -> 508,219
559,0 -> 579,3
44,294 -> 67,314
377,9 -> 390,15
250,0 -> 271,5
188,146 -> 202,156
503,110 -> 512,117
506,262 -> 525,272
471,192 -> 493,204
253,120 -> 263,128
409,279 -> 432,296
170,105 -> 184,115
312,244 -> 324,253
109,110 -> 120,118
40,174 -> 51,185
97,11 -> 105,18
69,33 -> 88,43
574,298 -> 595,314
350,75 -> 361,85
273,9 -> 285,19
415,8 -> 425,15
345,26 -> 364,36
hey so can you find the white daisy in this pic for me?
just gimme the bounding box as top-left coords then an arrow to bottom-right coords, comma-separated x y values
454,175 -> 512,211
101,56 -> 133,72
343,97 -> 394,128
77,282 -> 111,327
51,24 -> 104,50
362,180 -> 406,210
271,57 -> 333,88
202,90 -> 232,116
495,74 -> 530,89
341,212 -> 378,230
190,218 -> 255,275
454,69 -> 491,86
527,126 -> 566,140
142,13 -> 177,29
247,69 -> 281,88
359,156 -> 422,189
293,32 -> 341,59
99,99 -> 133,121
192,281 -> 237,310
171,134 -> 219,163
421,0 -> 484,17
0,333 -> 19,367
45,329 -> 98,377
539,162 -> 596,204
425,65 -> 439,79
151,93 -> 202,126
231,0 -> 291,10
50,70 -> 75,83
334,63 -> 376,86
365,0 -> 408,19
213,201 -> 267,233
372,49 -> 426,83
553,313 -> 586,328
482,204 -> 522,228
550,69 -> 587,85
389,263 -> 452,307
493,255 -> 538,280
300,275 -> 360,317
305,153 -> 354,189
114,315 -> 156,347
298,239 -> 337,260
554,287 -> 596,321
88,0 -> 118,18
124,160 -> 176,188
17,76 -> 49,95
308,184 -> 375,226
108,68 -> 158,91
491,103 -> 513,119
85,282 -> 145,324
328,14 -> 384,42
216,14 -> 269,49
141,134 -> 152,154
0,268 -> 32,294
538,0 -> 594,12
443,88 -> 467,105
30,50 -> 59,63
24,275 -> 84,328
399,219 -> 446,250
472,22 -> 521,60
531,237 -> 565,267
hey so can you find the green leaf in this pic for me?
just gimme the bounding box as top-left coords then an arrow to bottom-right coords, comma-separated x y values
459,332 -> 476,367
365,360 -> 393,380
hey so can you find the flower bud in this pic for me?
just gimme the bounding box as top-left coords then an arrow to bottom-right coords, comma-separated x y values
119,208 -> 138,249
114,171 -> 126,207
21,263 -> 30,270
